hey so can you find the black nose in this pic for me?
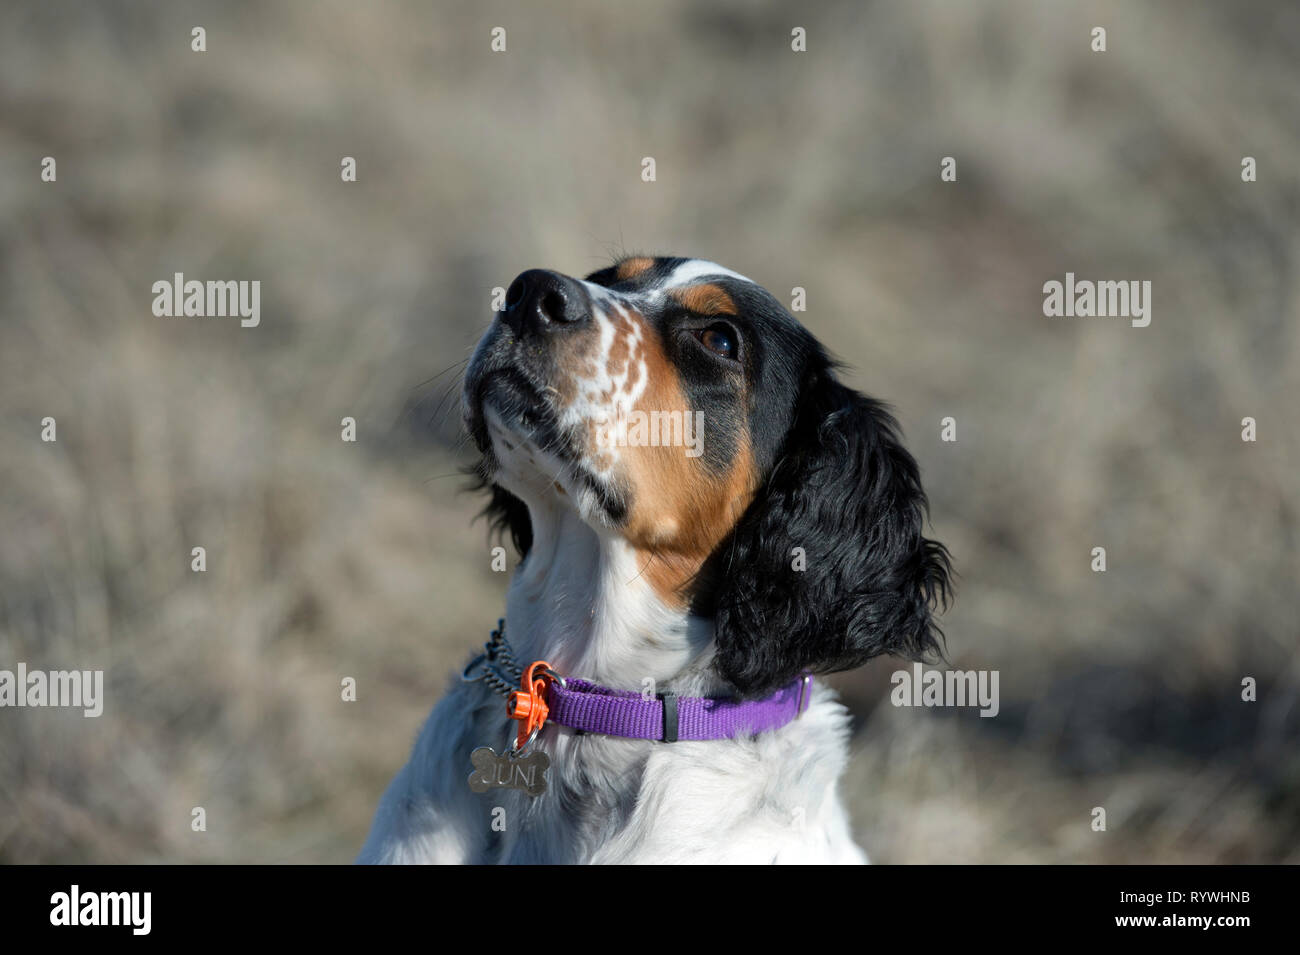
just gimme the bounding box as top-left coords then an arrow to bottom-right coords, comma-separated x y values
501,269 -> 588,336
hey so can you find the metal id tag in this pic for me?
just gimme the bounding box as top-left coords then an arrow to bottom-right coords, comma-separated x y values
467,746 -> 550,798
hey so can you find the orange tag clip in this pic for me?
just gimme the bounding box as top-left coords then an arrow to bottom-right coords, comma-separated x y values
507,661 -> 555,751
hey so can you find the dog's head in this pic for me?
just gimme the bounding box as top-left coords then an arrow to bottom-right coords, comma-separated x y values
464,256 -> 951,695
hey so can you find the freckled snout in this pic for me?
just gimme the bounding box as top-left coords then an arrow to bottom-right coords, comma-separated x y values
500,269 -> 590,337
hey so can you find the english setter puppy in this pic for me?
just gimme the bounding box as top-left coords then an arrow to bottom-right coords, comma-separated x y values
359,256 -> 951,864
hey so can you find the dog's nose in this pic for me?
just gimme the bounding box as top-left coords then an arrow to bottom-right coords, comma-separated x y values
501,269 -> 588,336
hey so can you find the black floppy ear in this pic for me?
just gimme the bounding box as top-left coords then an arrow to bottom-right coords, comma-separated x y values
710,369 -> 952,696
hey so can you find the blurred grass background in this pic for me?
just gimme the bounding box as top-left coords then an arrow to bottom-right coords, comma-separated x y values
1,0 -> 1297,863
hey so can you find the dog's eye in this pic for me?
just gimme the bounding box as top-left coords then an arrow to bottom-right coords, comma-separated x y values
692,323 -> 738,361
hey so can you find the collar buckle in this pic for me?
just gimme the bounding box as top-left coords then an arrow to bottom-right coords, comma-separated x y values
796,673 -> 814,718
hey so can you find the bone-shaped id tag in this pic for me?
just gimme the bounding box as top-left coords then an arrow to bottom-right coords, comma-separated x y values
468,746 -> 550,798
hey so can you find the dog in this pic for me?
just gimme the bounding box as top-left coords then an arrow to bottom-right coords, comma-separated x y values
358,256 -> 951,864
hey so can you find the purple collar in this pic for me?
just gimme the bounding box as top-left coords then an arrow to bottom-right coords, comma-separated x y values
546,674 -> 815,742
462,620 -> 814,742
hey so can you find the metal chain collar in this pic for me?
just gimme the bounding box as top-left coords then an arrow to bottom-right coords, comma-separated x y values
460,618 -> 524,699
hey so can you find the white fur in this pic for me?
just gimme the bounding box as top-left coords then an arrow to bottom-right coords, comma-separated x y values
658,259 -> 754,291
557,302 -> 648,481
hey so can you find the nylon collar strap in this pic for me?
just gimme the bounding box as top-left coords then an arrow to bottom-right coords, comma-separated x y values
461,619 -> 814,743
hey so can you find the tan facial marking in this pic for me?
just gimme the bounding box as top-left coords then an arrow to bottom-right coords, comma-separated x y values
615,257 -> 656,281
551,300 -> 653,478
615,329 -> 758,605
669,284 -> 737,316
629,438 -> 757,607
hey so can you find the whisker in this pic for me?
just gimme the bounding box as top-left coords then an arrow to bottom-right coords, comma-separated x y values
411,356 -> 469,394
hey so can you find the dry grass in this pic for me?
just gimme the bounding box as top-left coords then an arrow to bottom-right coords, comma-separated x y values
1,0 -> 1296,863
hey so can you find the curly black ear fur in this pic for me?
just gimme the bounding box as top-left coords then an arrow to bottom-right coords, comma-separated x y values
709,368 -> 953,697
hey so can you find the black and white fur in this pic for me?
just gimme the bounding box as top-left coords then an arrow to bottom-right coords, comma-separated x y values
358,256 -> 951,864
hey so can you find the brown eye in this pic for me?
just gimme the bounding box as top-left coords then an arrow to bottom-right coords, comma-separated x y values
693,323 -> 737,360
